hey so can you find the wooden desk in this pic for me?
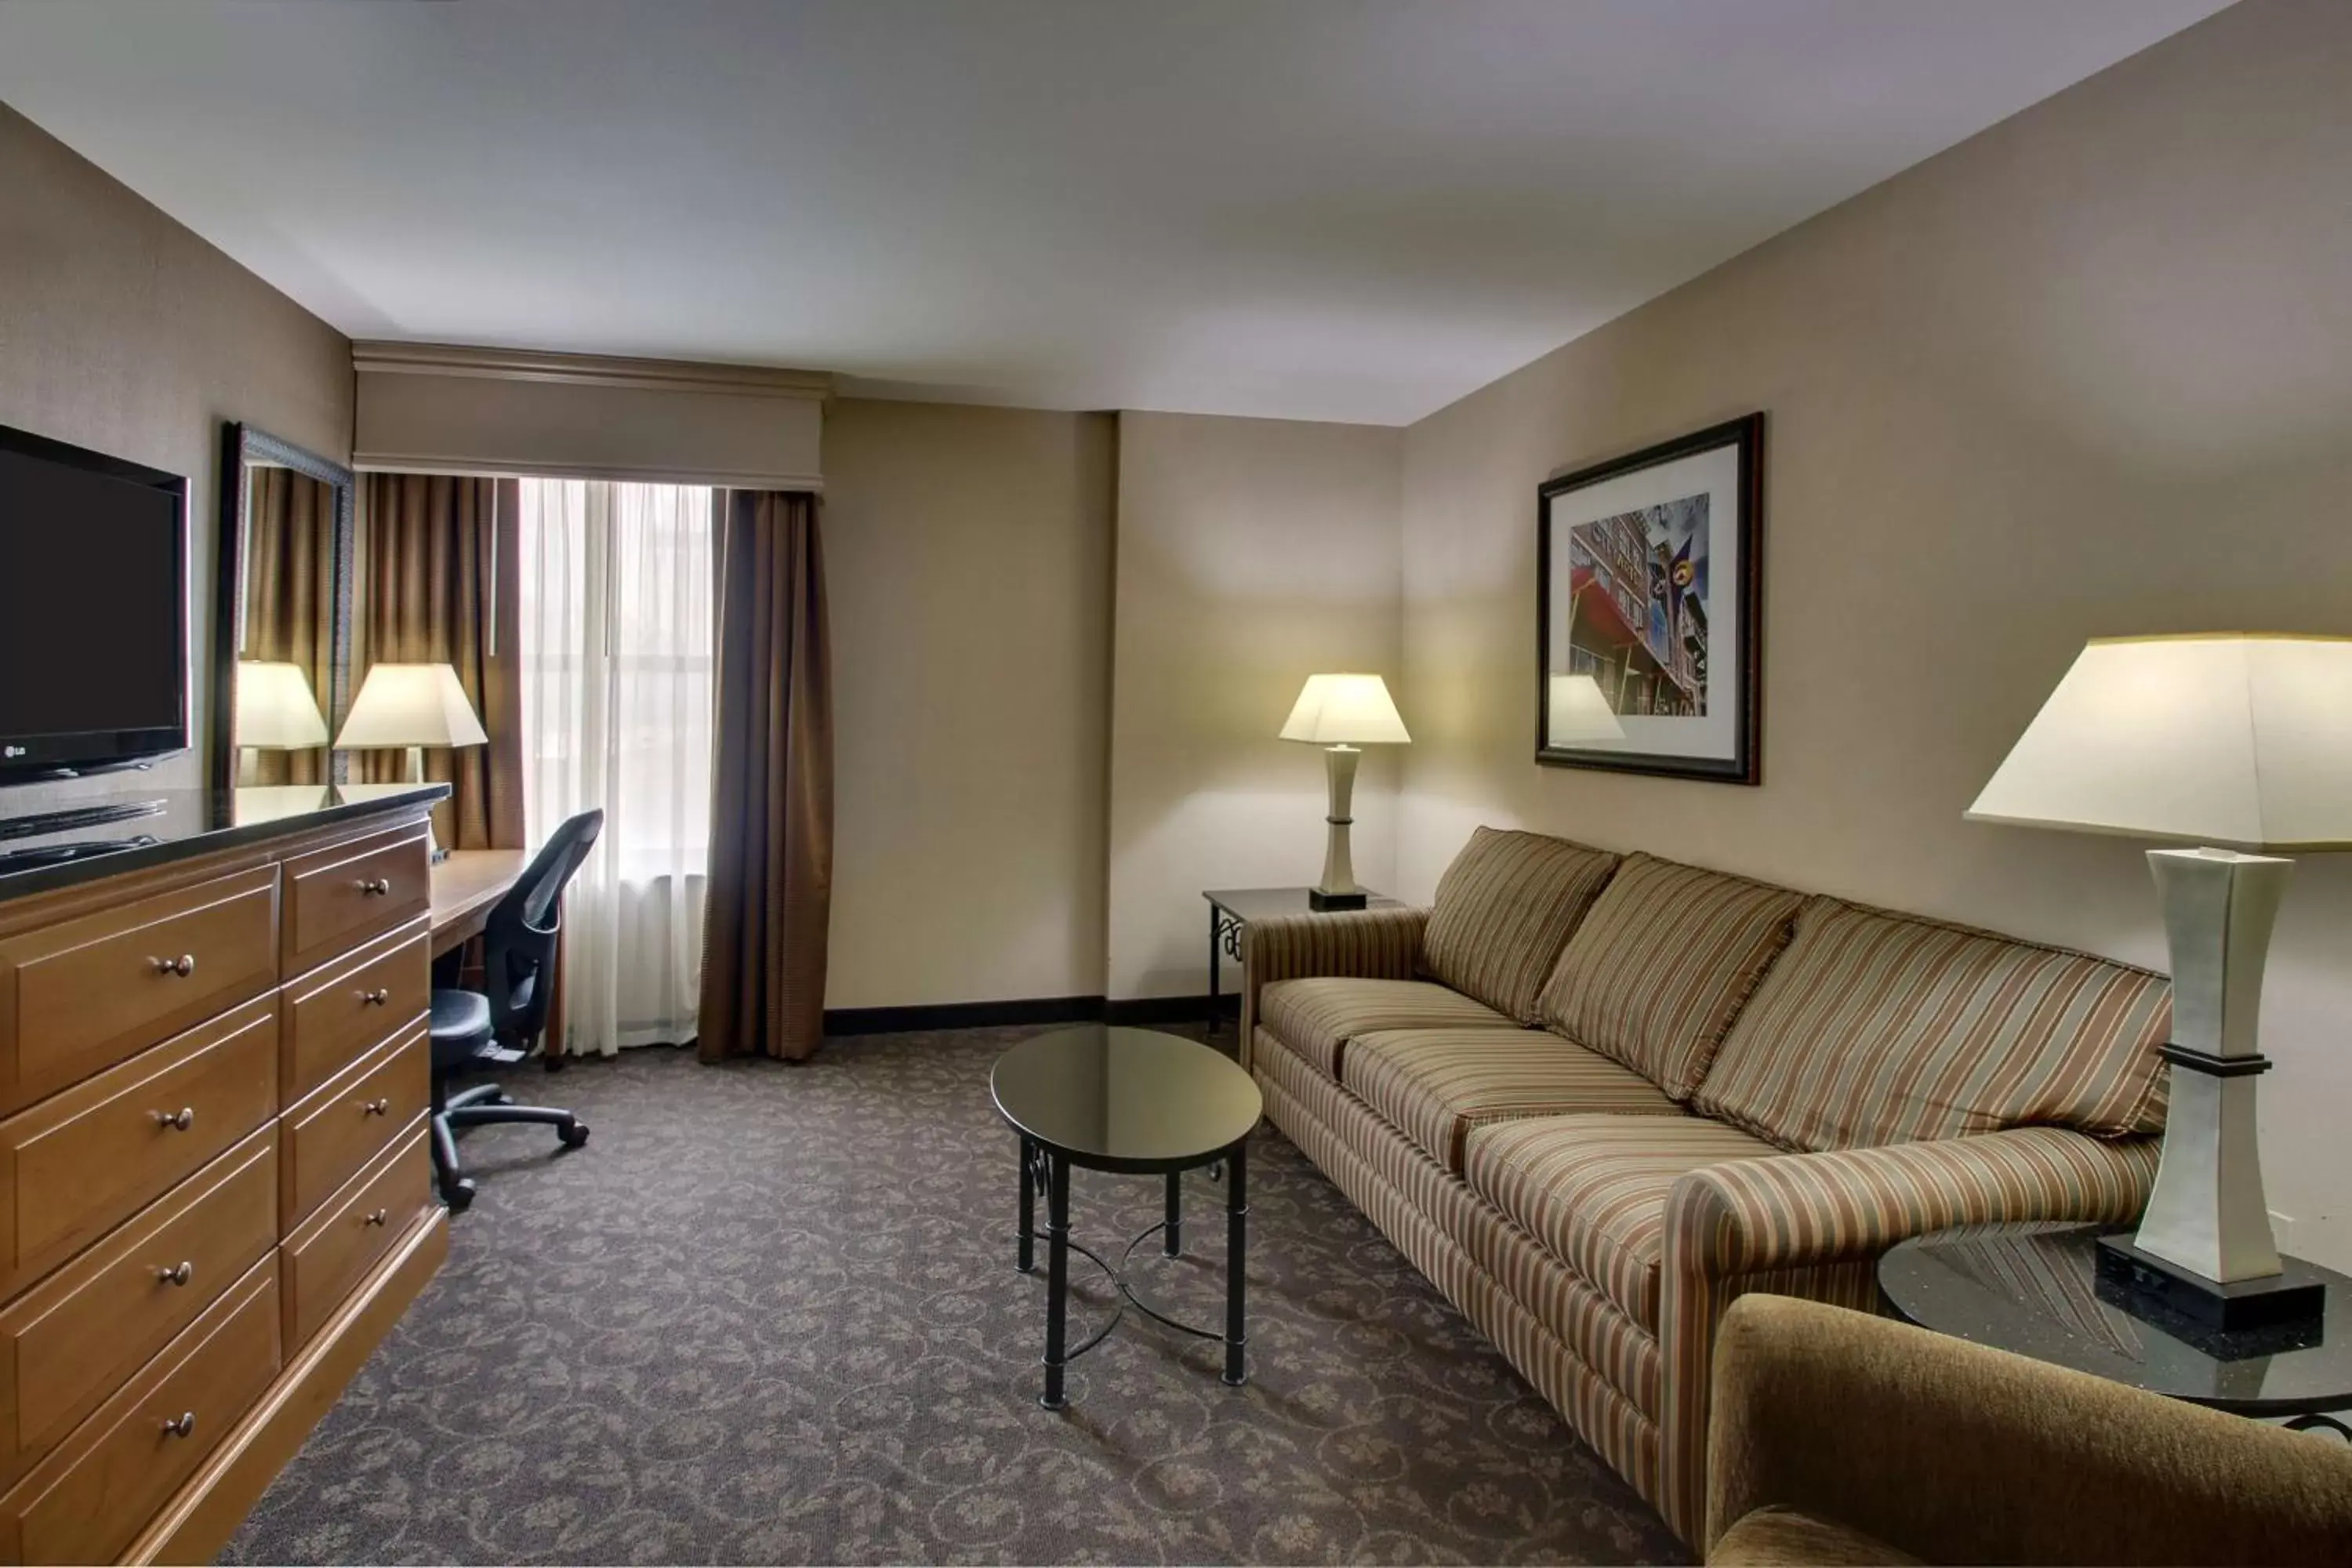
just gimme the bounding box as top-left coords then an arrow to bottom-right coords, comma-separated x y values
429,848 -> 568,1062
430,848 -> 526,956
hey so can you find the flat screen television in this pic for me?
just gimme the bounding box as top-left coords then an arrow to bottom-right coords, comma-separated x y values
0,423 -> 190,785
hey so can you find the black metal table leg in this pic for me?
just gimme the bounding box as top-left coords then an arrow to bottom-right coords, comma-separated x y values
1041,1152 -> 1071,1410
1016,1135 -> 1036,1273
1165,1171 -> 1182,1257
1207,903 -> 1221,1033
1222,1135 -> 1248,1386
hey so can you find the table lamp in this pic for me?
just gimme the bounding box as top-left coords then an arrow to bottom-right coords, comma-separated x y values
1280,673 -> 1410,909
334,662 -> 488,860
232,660 -> 329,785
1967,633 -> 2352,1330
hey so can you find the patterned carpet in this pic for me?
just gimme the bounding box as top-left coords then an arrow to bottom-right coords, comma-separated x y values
222,1029 -> 1683,1565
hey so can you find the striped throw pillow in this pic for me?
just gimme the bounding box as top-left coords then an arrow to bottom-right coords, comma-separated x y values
1534,853 -> 1804,1099
1420,827 -> 1621,1023
1690,897 -> 2172,1152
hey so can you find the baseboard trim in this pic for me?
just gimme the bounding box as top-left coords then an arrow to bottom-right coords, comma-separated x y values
823,995 -> 1106,1036
822,993 -> 1237,1036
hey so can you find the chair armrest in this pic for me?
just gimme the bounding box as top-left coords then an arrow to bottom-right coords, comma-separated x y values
1707,1294 -> 2352,1565
1237,906 -> 1429,1044
1668,1126 -> 2158,1276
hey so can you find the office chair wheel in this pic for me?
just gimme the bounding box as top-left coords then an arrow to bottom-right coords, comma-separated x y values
559,1120 -> 590,1149
444,1177 -> 477,1214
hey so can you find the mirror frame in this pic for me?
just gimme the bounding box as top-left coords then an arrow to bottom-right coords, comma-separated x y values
210,423 -> 357,797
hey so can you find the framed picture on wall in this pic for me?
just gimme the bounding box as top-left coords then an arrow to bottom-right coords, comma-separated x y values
1535,413 -> 1763,783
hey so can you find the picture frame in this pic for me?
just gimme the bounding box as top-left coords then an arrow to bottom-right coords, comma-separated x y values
1535,413 -> 1763,783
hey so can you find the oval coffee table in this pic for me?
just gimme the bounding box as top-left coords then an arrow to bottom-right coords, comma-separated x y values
991,1025 -> 1262,1410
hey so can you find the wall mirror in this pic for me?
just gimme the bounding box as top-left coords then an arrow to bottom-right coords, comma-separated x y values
209,423 -> 356,797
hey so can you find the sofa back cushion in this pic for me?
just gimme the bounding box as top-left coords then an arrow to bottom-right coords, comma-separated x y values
1420,827 -> 1621,1023
1690,897 -> 2172,1151
1534,853 -> 1805,1099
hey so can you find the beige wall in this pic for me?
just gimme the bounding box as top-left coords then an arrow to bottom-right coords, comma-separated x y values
0,102 -> 352,810
1108,412 -> 1402,999
822,398 -> 1116,1009
1395,0 -> 2352,1267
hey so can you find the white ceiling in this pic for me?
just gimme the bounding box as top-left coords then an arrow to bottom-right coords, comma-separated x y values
0,0 -> 2228,425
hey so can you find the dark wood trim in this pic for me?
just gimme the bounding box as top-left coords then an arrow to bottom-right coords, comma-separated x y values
822,995 -> 1107,1036
1105,994 -> 1228,1027
212,423 -> 358,797
1534,412 -> 1765,785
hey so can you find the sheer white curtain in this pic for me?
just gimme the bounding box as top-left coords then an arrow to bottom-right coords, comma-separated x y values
517,478 -> 715,1055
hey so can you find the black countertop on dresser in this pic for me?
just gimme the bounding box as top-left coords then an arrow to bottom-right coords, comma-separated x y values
0,782 -> 450,903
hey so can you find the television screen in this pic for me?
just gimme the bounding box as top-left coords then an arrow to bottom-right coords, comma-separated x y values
0,428 -> 188,779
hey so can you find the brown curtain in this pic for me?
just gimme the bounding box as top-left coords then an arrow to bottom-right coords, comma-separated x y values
354,473 -> 525,851
697,490 -> 833,1063
241,466 -> 337,786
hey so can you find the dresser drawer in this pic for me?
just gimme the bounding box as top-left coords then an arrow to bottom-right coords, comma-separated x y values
0,1127 -> 276,1491
0,1254 -> 278,1568
283,916 -> 430,1103
281,1023 -> 429,1230
281,824 -> 431,980
0,994 -> 278,1298
0,866 -> 278,1115
282,1128 -> 432,1350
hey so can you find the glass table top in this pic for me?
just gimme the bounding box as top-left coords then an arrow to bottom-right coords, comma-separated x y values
1879,1222 -> 2352,1415
991,1025 -> 1262,1171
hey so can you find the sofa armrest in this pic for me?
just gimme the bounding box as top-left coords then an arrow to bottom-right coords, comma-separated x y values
1668,1126 -> 2159,1276
1707,1294 -> 2352,1565
1649,1127 -> 2158,1543
1237,906 -> 1430,1044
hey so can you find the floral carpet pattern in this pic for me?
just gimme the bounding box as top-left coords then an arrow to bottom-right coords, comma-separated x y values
223,1030 -> 1683,1565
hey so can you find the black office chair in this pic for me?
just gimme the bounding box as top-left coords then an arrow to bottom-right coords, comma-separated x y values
427,808 -> 603,1212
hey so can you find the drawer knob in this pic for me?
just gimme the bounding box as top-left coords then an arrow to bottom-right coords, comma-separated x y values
151,953 -> 196,978
162,1411 -> 196,1439
157,1261 -> 194,1287
357,877 -> 393,896
363,1097 -> 392,1116
365,1207 -> 389,1227
362,988 -> 392,1006
153,1106 -> 195,1132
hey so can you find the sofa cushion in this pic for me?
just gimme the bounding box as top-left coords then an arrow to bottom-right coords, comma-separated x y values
1534,853 -> 1804,1100
1257,977 -> 1514,1081
1421,827 -> 1621,1023
1346,1027 -> 1686,1172
1691,898 -> 2172,1152
1464,1114 -> 1780,1328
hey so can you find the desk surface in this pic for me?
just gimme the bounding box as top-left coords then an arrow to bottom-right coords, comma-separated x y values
431,848 -> 525,951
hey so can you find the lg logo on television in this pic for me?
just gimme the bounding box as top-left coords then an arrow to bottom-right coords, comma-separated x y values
1,746 -> 23,758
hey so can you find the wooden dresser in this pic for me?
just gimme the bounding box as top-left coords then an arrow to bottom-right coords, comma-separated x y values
0,791 -> 448,1565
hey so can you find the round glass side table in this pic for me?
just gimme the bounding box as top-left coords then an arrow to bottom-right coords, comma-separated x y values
1878,1221 -> 2352,1438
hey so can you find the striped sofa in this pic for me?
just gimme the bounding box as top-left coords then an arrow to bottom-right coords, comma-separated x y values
1243,827 -> 2170,1548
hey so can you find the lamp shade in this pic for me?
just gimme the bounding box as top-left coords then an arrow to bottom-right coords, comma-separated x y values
1965,634 -> 2352,852
233,661 -> 328,749
1279,673 -> 1410,746
333,662 -> 488,750
1546,673 -> 1626,743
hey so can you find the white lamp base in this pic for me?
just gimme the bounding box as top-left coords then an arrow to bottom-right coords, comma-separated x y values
2102,847 -> 2321,1330
1312,744 -> 1366,909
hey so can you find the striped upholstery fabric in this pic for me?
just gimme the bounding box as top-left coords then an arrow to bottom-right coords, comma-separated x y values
1238,906 -> 1429,1069
1464,1115 -> 1781,1328
1691,898 -> 2172,1152
1420,827 -> 1621,1023
1254,1040 -> 1664,1501
1534,854 -> 1804,1099
1346,1027 -> 1686,1172
1257,1028 -> 1666,1418
1257,977 -> 1513,1080
1654,1127 -> 2160,1541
